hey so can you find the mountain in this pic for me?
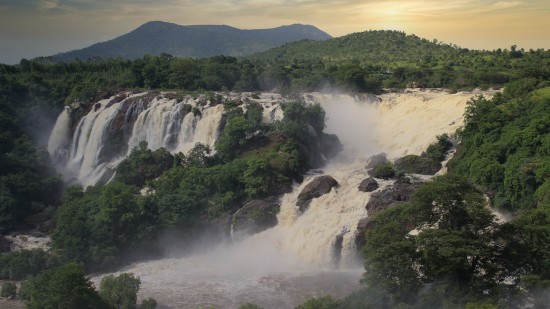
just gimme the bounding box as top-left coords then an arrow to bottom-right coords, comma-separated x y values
52,21 -> 332,61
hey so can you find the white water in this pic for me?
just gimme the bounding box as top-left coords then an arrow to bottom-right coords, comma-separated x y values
47,92 -> 227,186
82,89 -> 493,309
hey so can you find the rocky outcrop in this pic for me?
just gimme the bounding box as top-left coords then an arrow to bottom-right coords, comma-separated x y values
394,154 -> 441,175
354,217 -> 375,251
355,181 -> 419,249
365,153 -> 388,169
232,196 -> 281,239
366,182 -> 422,216
358,177 -> 379,192
296,175 -> 339,212
320,133 -> 343,160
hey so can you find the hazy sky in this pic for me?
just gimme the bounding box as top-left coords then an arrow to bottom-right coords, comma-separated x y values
0,0 -> 548,64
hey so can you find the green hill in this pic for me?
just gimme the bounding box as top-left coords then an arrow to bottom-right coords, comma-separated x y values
252,30 -> 462,66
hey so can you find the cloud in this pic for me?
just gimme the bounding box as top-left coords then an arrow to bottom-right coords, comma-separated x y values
471,1 -> 522,13
37,0 -> 75,12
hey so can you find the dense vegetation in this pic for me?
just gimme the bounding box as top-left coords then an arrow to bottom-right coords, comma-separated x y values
0,29 -> 548,308
50,100 -> 333,271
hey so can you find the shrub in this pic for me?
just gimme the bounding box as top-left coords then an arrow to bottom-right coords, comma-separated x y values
370,162 -> 396,179
0,282 -> 16,299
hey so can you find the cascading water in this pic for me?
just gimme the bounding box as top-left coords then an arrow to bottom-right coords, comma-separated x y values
47,92 -> 229,186
83,89 -> 490,309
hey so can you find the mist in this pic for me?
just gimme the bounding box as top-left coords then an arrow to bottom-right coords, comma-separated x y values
77,89 -> 484,308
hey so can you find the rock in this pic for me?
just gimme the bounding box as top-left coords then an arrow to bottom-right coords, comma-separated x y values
320,133 -> 343,160
0,236 -> 11,253
354,217 -> 374,250
331,226 -> 351,267
232,196 -> 281,239
393,154 -> 441,175
296,175 -> 339,212
358,177 -> 379,192
331,232 -> 344,267
365,153 -> 388,169
366,182 -> 422,216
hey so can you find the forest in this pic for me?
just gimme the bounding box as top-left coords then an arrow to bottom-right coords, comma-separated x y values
0,30 -> 549,308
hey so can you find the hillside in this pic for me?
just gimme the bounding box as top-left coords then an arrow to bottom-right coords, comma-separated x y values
52,21 -> 331,61
252,30 -> 467,65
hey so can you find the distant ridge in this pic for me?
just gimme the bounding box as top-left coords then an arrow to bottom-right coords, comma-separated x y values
52,21 -> 332,61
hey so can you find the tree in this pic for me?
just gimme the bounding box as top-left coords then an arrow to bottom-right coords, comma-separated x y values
19,263 -> 109,309
99,273 -> 141,309
0,282 -> 16,299
295,296 -> 340,309
362,174 -> 504,307
140,298 -> 157,309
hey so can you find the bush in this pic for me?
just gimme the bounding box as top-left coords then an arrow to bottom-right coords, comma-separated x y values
238,303 -> 263,309
295,296 -> 339,309
141,297 -> 157,309
19,263 -> 109,309
369,162 -> 396,179
99,273 -> 141,309
424,134 -> 453,162
0,282 -> 16,299
0,249 -> 59,280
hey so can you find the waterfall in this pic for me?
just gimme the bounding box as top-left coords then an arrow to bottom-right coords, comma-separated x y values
47,107 -> 71,163
73,89 -> 485,308
47,92 -> 226,186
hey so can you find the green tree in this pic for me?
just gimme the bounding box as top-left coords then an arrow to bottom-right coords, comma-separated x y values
99,273 -> 141,309
19,263 -> 109,309
362,175 -> 503,306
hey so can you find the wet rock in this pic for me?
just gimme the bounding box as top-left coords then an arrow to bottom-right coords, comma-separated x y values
296,175 -> 339,212
365,153 -> 388,169
394,154 -> 441,175
331,233 -> 344,267
365,182 -> 422,216
320,133 -> 343,160
331,226 -> 351,267
358,177 -> 379,192
354,217 -> 374,250
232,196 -> 281,239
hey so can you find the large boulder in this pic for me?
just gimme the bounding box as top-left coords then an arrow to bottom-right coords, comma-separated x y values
320,133 -> 343,160
358,177 -> 379,192
365,182 -> 422,216
296,175 -> 339,212
394,154 -> 441,175
232,196 -> 281,239
365,153 -> 388,169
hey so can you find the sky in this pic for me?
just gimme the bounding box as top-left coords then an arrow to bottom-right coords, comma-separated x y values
0,0 -> 549,64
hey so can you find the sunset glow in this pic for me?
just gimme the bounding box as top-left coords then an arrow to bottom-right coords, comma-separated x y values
0,0 -> 548,64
